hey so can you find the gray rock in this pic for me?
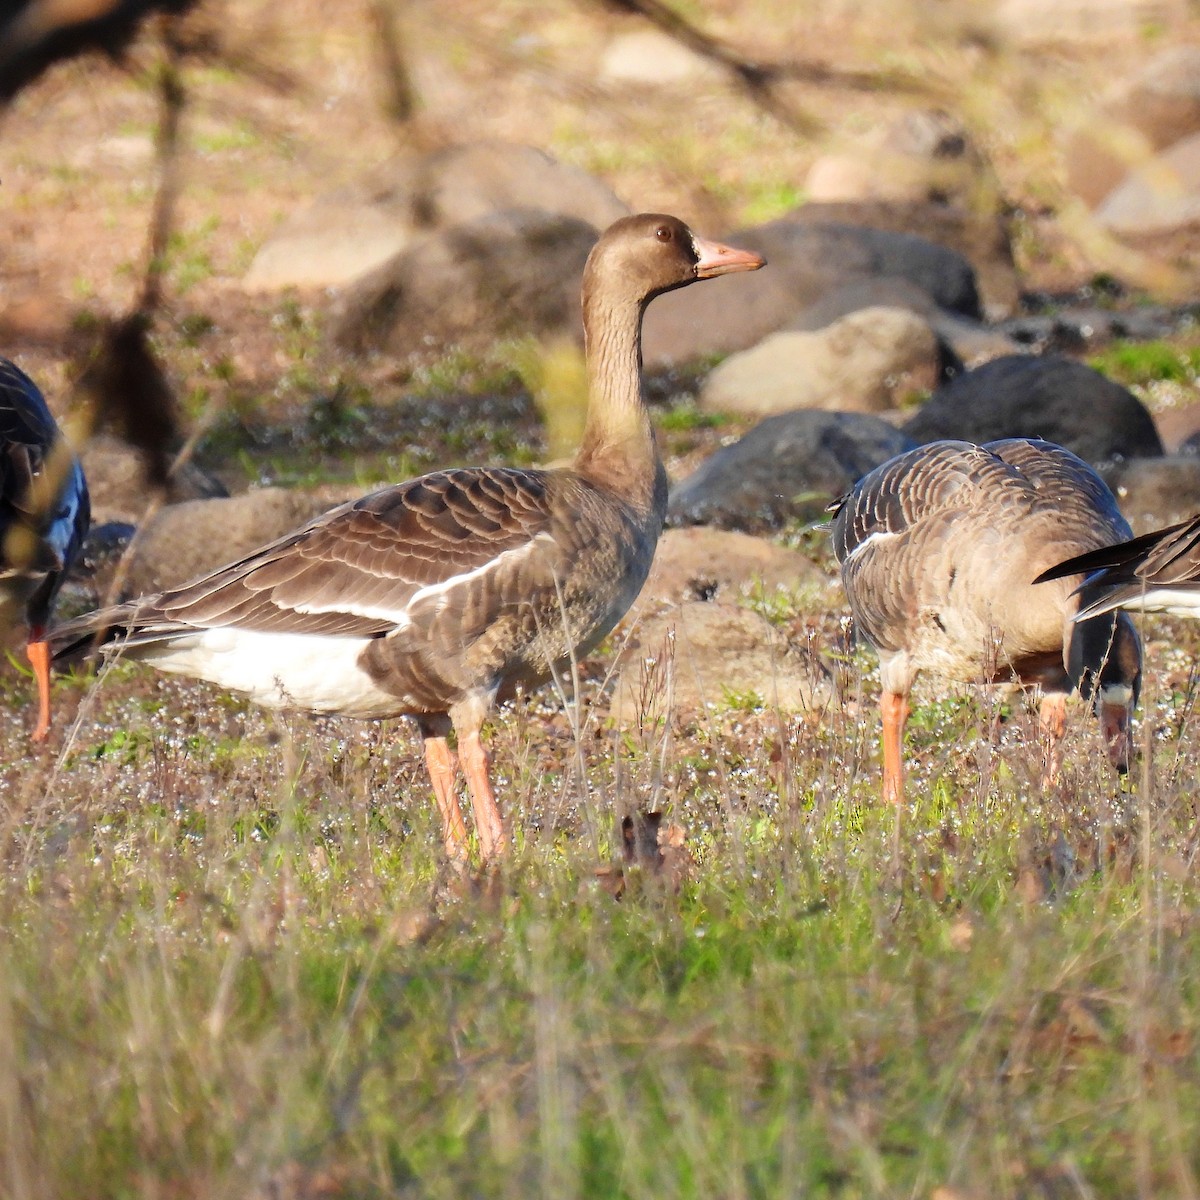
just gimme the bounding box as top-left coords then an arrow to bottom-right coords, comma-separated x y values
902,354 -> 1164,466
700,307 -> 940,416
1101,455 -> 1200,533
330,208 -> 597,357
787,200 -> 1019,320
244,142 -> 629,293
668,410 -> 917,532
609,601 -> 832,725
1096,131 -> 1200,236
643,217 -> 983,368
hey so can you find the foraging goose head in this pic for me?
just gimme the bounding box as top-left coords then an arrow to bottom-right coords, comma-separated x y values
1065,594 -> 1142,774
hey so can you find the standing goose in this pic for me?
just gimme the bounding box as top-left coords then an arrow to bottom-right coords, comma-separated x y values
1,357 -> 90,740
1034,513 -> 1200,619
51,214 -> 764,861
830,438 -> 1142,806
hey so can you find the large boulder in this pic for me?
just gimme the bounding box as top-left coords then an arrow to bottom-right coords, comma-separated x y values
631,527 -> 826,617
786,200 -> 1020,320
902,355 -> 1164,466
243,142 -> 629,293
330,209 -> 597,357
642,218 -> 983,368
699,307 -> 940,416
73,488 -> 351,602
668,410 -> 917,532
609,601 -> 833,726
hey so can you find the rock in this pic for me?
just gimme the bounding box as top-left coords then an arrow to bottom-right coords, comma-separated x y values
72,488 -> 348,602
902,355 -> 1164,466
1125,47 -> 1200,151
1101,455 -> 1200,533
81,435 -> 227,524
642,217 -> 983,368
806,110 -> 991,211
787,200 -> 1019,320
243,184 -> 418,292
632,527 -> 825,616
928,313 -> 1024,369
989,0 -> 1187,44
1065,46 -> 1200,207
668,410 -> 917,532
407,141 -> 629,232
330,209 -> 597,357
1095,131 -> 1200,236
244,142 -> 629,293
598,30 -> 718,85
699,307 -> 940,416
608,601 -> 832,725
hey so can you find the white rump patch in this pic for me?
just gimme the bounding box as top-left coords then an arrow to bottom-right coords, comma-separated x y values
135,627 -> 407,718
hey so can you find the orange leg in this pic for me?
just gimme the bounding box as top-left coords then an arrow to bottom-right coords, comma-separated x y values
459,729 -> 506,860
418,720 -> 469,862
26,635 -> 52,742
881,690 -> 909,807
1039,692 -> 1067,789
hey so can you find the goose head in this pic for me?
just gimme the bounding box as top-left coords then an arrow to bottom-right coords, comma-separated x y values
582,213 -> 765,310
1066,605 -> 1142,773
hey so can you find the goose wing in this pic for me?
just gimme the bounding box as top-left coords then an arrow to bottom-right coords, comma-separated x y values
54,466 -> 562,651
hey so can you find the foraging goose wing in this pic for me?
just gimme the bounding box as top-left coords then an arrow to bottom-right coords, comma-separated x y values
56,467 -> 560,648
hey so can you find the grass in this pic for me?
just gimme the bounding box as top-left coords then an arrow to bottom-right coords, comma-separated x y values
4,620 -> 1200,1198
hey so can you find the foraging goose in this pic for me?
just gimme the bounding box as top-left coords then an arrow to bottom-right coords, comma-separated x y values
52,213 -> 764,860
1034,513 -> 1200,620
830,438 -> 1142,806
0,357 -> 90,740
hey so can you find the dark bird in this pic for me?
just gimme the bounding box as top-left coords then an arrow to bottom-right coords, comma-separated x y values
52,213 -> 765,861
0,0 -> 196,101
830,438 -> 1142,806
0,357 -> 90,739
1034,513 -> 1200,620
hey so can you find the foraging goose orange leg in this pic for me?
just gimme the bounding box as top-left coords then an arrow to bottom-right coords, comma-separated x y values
26,629 -> 52,742
419,719 -> 469,861
1039,692 -> 1067,789
881,690 -> 909,806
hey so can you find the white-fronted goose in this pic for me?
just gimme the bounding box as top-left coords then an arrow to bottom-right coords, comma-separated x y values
1035,513 -> 1200,619
1,357 -> 90,740
52,214 -> 764,860
830,438 -> 1142,806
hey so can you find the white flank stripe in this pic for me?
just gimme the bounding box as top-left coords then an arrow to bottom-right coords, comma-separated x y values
844,528 -> 899,562
137,628 -> 407,718
288,537 -> 545,626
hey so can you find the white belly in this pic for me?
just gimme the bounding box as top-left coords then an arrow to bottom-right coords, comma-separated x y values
137,628 -> 409,718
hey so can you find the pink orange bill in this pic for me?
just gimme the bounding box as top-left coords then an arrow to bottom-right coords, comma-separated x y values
692,235 -> 765,278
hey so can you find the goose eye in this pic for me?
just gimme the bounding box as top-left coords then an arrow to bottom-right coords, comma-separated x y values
655,225 -> 672,243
